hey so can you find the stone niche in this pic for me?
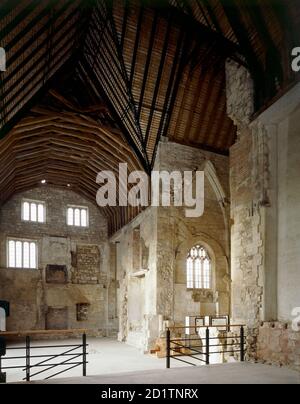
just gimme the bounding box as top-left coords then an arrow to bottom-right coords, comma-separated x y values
76,303 -> 90,322
46,307 -> 68,330
132,226 -> 149,273
46,265 -> 68,284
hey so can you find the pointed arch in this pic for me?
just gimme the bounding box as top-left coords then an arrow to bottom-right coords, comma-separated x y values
204,160 -> 226,205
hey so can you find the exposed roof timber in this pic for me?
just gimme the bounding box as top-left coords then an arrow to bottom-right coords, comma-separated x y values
0,0 -> 20,21
171,138 -> 229,156
137,10 -> 159,122
271,0 -> 300,46
2,1 -> 75,70
48,90 -> 109,114
165,1 -> 246,65
0,55 -> 76,139
77,56 -> 150,174
129,4 -> 144,87
0,0 -> 85,135
160,31 -> 192,141
174,0 -> 299,110
245,0 -> 284,98
1,2 -> 53,50
120,0 -> 129,52
105,2 -> 150,161
199,0 -> 223,35
0,0 -> 43,42
0,109 -> 144,234
144,10 -> 173,146
1,0 -> 299,235
221,0 -> 266,109
155,26 -> 187,149
85,4 -> 147,156
2,26 -> 75,112
69,0 -> 97,66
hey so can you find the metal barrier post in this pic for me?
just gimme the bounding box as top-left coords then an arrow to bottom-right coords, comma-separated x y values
25,336 -> 31,382
82,333 -> 87,377
206,327 -> 210,365
166,329 -> 171,369
240,326 -> 245,362
0,336 -> 6,383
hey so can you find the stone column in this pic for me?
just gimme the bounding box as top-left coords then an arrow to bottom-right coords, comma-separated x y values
226,60 -> 266,359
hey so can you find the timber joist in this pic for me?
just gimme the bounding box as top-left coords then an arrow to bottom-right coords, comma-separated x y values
0,0 -> 299,234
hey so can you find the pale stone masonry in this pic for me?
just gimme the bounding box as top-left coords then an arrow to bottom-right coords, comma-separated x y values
112,140 -> 231,352
226,60 -> 300,371
0,71 -> 299,371
0,186 -> 117,337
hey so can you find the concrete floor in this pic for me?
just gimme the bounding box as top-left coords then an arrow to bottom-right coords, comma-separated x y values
3,337 -> 185,383
3,338 -> 299,384
27,362 -> 300,385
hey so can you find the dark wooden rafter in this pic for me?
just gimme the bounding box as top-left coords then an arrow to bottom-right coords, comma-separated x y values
71,0 -> 97,64
0,0 -> 84,133
166,1 -> 244,58
0,51 -> 78,140
76,0 -> 247,170
220,0 -> 268,109
0,0 -> 41,42
200,0 -> 223,34
83,32 -> 145,156
0,108 -> 144,234
77,56 -> 150,173
201,68 -> 227,146
160,30 -> 191,140
155,26 -> 186,157
1,0 -> 74,77
85,28 -> 132,123
129,4 -> 144,87
199,40 -> 235,145
43,6 -> 55,86
0,5 -> 74,100
1,25 -> 76,123
83,1 -> 151,171
120,0 -> 129,52
144,10 -> 173,146
137,10 -> 159,122
105,3 -> 148,150
271,0 -> 299,47
0,0 -> 58,51
180,0 -> 219,33
1,0 -> 299,235
0,0 -> 20,21
244,0 -> 283,94
270,0 -> 300,86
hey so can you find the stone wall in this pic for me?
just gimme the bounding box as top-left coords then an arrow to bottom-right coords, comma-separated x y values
113,140 -> 231,352
73,245 -> 101,285
227,60 -> 300,369
155,142 -> 231,325
112,207 -> 158,352
257,322 -> 300,372
230,133 -> 265,329
0,186 -> 116,336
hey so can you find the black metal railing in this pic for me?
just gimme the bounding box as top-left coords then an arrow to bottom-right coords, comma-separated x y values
0,333 -> 88,383
166,325 -> 246,368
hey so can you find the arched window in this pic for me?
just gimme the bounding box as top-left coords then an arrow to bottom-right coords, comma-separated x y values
186,245 -> 211,289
